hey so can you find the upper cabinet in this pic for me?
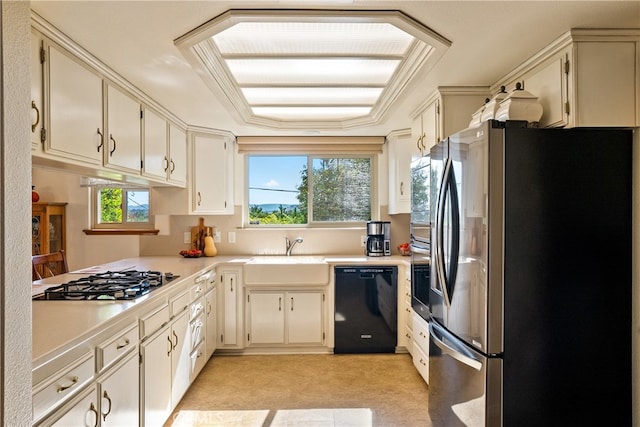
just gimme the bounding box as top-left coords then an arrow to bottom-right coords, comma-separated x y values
494,29 -> 640,128
387,130 -> 416,215
104,83 -> 142,174
411,87 -> 490,153
45,39 -> 104,165
31,29 -> 44,151
31,15 -> 191,189
191,132 -> 234,214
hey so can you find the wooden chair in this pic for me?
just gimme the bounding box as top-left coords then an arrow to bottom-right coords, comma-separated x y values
32,250 -> 69,280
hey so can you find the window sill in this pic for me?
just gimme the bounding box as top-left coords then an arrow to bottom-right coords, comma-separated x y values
82,229 -> 160,236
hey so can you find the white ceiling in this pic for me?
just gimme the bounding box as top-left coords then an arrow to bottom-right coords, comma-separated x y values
30,1 -> 640,137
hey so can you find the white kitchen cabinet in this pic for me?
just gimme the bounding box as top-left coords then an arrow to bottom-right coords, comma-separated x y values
205,288 -> 217,359
104,82 -> 142,174
412,312 -> 429,385
140,323 -> 172,427
31,29 -> 45,151
171,309 -> 191,406
142,106 -> 169,181
397,266 -> 413,353
45,385 -> 98,427
246,290 -> 324,346
98,350 -> 139,427
45,40 -> 103,165
218,268 -> 243,349
387,130 -> 415,215
168,122 -> 187,187
411,87 -> 490,152
192,132 -> 234,214
495,29 -> 640,128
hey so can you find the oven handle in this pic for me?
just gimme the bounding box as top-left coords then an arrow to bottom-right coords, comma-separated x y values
410,244 -> 430,255
429,321 -> 482,371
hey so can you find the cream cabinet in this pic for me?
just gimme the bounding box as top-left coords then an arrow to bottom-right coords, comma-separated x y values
31,29 -> 45,150
191,132 -> 234,214
98,351 -> 139,427
397,266 -> 413,353
45,39 -> 104,165
205,288 -> 217,359
168,123 -> 188,187
44,386 -> 98,427
218,268 -> 243,349
412,312 -> 429,384
411,87 -> 490,152
387,130 -> 417,215
104,82 -> 142,174
142,106 -> 169,181
246,290 -> 324,346
495,29 -> 639,128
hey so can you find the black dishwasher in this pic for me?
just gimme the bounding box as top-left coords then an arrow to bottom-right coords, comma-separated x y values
334,266 -> 397,353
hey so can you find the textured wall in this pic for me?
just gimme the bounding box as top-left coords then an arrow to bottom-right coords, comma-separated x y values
1,1 -> 34,424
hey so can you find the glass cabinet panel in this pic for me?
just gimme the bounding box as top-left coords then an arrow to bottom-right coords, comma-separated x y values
32,202 -> 66,256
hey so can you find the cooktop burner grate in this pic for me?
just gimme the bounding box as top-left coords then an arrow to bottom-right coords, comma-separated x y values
43,270 -> 166,300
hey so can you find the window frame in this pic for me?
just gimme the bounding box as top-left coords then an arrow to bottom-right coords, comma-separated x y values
90,186 -> 154,231
245,152 -> 378,228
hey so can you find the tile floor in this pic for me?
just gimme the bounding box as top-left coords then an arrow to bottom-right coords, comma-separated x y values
164,353 -> 432,427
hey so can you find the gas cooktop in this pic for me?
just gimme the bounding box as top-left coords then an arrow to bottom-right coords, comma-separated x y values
40,270 -> 177,301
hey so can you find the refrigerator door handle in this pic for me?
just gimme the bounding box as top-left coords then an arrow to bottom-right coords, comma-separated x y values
429,322 -> 482,371
435,158 -> 450,302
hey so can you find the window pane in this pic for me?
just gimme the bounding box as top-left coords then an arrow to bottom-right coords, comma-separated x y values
99,188 -> 123,224
248,156 -> 307,224
126,190 -> 149,223
311,157 -> 371,222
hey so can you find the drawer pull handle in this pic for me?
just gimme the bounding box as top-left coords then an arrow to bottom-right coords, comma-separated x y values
57,376 -> 79,393
88,402 -> 99,427
419,358 -> 427,366
116,338 -> 130,350
102,390 -> 112,421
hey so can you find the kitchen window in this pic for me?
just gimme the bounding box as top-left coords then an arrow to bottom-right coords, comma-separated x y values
85,184 -> 158,235
247,155 -> 375,226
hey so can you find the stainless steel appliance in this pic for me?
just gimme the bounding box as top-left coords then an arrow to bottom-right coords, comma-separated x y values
428,120 -> 632,426
410,154 -> 431,321
334,266 -> 397,353
37,270 -> 177,300
365,221 -> 391,256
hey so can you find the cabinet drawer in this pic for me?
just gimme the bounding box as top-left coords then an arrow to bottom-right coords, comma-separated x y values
190,341 -> 207,381
412,339 -> 429,384
190,312 -> 205,352
33,352 -> 95,423
140,304 -> 169,339
190,297 -> 205,321
190,281 -> 206,301
97,323 -> 138,372
171,290 -> 190,316
412,312 -> 429,354
404,324 -> 414,356
404,301 -> 413,330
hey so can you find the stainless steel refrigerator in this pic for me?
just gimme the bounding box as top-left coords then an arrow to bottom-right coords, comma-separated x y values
428,120 -> 632,426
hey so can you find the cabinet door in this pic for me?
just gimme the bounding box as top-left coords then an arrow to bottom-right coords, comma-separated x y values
47,42 -> 103,164
142,107 -> 169,181
171,310 -> 191,406
248,292 -> 285,345
287,291 -> 324,345
220,271 -> 239,346
192,134 -> 233,214
105,83 -> 142,173
205,289 -> 217,359
100,351 -> 139,427
47,386 -> 98,427
168,124 -> 187,187
31,30 -> 44,150
140,324 -> 171,427
422,100 -> 439,151
523,53 -> 567,128
388,134 -> 412,215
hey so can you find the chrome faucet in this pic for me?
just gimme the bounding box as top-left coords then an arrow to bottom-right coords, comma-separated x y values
285,236 -> 303,256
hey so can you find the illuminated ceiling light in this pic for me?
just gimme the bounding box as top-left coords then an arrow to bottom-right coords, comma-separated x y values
175,10 -> 450,129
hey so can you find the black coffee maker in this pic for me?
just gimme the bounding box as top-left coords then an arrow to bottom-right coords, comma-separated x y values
366,221 -> 391,256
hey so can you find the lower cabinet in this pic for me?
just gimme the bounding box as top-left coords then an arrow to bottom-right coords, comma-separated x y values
140,309 -> 190,427
218,268 -> 243,349
46,386 -> 98,427
205,288 -> 217,359
98,351 -> 139,426
246,289 -> 325,346
412,312 -> 430,384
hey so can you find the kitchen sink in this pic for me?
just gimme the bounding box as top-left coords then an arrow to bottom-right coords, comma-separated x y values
243,256 -> 329,285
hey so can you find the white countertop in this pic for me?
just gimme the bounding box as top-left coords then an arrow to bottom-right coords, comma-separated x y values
32,254 -> 409,367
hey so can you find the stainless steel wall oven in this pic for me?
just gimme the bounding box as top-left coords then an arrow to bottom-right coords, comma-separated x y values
410,155 -> 431,322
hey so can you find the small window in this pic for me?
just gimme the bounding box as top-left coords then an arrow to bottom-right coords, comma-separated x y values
247,155 -> 373,226
92,187 -> 151,229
